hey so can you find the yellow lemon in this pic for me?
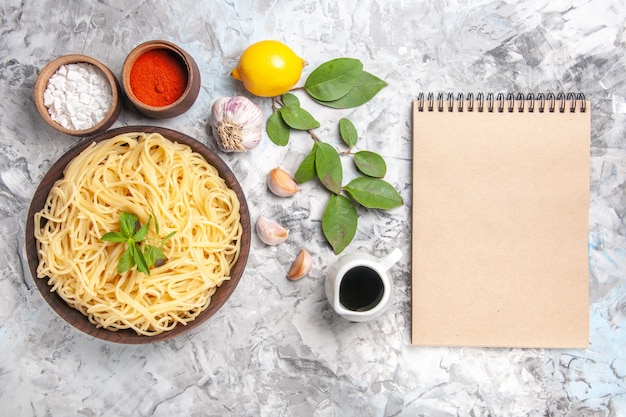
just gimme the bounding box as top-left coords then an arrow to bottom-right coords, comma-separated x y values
231,40 -> 306,97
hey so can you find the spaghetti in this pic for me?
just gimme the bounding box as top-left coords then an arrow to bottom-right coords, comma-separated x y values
34,132 -> 242,336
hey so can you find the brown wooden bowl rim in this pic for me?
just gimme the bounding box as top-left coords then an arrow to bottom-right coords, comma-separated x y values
24,126 -> 251,344
33,54 -> 122,136
121,40 -> 201,113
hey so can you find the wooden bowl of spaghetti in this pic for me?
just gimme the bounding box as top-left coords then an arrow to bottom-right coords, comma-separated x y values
25,126 -> 251,344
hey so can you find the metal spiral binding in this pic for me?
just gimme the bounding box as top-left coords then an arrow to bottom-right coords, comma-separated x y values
416,92 -> 587,113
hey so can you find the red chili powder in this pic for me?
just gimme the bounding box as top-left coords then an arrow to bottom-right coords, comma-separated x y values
129,49 -> 188,107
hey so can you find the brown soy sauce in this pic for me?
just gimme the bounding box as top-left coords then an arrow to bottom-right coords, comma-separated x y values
339,266 -> 384,312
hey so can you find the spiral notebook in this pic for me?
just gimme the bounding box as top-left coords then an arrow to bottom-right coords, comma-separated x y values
411,93 -> 590,348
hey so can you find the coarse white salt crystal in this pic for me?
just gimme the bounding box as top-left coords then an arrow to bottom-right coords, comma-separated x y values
43,90 -> 54,107
65,101 -> 76,117
66,67 -> 82,81
79,92 -> 92,105
43,62 -> 113,131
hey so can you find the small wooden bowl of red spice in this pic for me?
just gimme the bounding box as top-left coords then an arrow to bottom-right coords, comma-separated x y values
122,40 -> 201,119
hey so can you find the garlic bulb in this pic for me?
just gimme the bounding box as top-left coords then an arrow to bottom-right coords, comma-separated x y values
287,249 -> 312,280
256,214 -> 289,245
268,167 -> 299,197
210,96 -> 264,152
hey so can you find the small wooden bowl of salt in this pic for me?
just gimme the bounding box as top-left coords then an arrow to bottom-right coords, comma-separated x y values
34,54 -> 122,137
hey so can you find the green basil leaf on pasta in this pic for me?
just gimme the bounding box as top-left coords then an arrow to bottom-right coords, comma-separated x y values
118,248 -> 135,273
133,218 -> 151,242
101,231 -> 127,243
119,212 -> 138,238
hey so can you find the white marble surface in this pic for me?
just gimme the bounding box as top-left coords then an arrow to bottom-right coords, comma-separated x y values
1,0 -> 625,416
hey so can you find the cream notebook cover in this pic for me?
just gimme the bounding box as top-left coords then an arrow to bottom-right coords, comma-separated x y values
411,93 -> 590,348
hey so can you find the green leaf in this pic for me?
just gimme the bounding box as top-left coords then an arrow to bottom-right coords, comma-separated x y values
267,111 -> 291,146
132,217 -> 151,242
101,231 -> 128,243
294,143 -> 317,184
119,212 -> 138,238
304,58 -> 363,101
344,177 -> 403,209
131,243 -> 150,275
144,245 -> 165,268
315,142 -> 342,194
315,71 -> 388,109
282,92 -> 300,107
143,245 -> 157,267
163,231 -> 176,241
354,150 -> 387,178
117,248 -> 135,273
322,194 -> 358,254
279,106 -> 320,131
339,118 -> 358,148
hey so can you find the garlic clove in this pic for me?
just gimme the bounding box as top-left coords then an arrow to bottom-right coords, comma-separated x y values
287,249 -> 312,280
268,167 -> 299,197
255,214 -> 289,245
210,96 -> 264,152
